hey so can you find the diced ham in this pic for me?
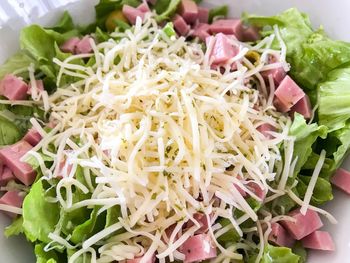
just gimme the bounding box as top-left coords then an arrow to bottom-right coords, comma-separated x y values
290,95 -> 312,120
180,234 -> 217,263
192,23 -> 210,41
257,123 -> 275,139
23,128 -> 42,146
274,76 -> 305,111
246,181 -> 266,200
269,223 -> 295,248
0,191 -> 24,218
331,168 -> 350,195
0,141 -> 36,186
210,19 -> 244,40
302,231 -> 335,251
122,5 -> 145,25
210,33 -> 238,64
0,166 -> 16,186
60,37 -> 80,53
242,26 -> 260,42
172,14 -> 190,36
137,1 -> 150,13
198,7 -> 209,23
57,159 -> 73,179
186,213 -> 211,234
179,0 -> 198,24
234,182 -> 247,197
281,209 -> 323,240
273,96 -> 290,113
0,74 -> 28,101
126,254 -> 156,263
75,36 -> 94,54
27,79 -> 44,96
262,67 -> 286,86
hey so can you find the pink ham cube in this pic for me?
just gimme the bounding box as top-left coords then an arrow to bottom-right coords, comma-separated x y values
281,209 -> 323,240
243,26 -> 261,42
257,123 -> 276,139
198,7 -> 209,23
60,37 -> 80,53
23,128 -> 42,146
0,141 -> 36,186
76,36 -> 94,54
122,5 -> 145,25
273,96 -> 290,113
192,23 -> 211,41
0,74 -> 28,101
210,19 -> 244,40
180,234 -> 217,263
185,213 -> 211,234
290,95 -> 312,120
269,223 -> 295,248
27,79 -> 44,96
331,168 -> 350,195
0,166 -> 16,186
172,14 -> 190,36
302,231 -> 335,251
137,1 -> 150,13
179,0 -> 198,24
246,181 -> 266,200
274,76 -> 305,111
210,33 -> 238,64
262,67 -> 286,86
0,191 -> 24,218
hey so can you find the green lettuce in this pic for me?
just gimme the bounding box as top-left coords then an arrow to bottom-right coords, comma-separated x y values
261,245 -> 300,263
0,51 -> 35,80
154,0 -> 181,22
244,8 -> 350,90
296,175 -> 333,205
318,65 -> 350,131
34,243 -> 59,263
289,113 -> 328,177
208,5 -> 229,23
0,115 -> 21,145
4,216 -> 24,237
22,180 -> 60,243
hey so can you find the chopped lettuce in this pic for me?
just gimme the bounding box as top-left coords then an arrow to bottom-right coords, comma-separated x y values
244,8 -> 350,90
289,113 -> 328,177
22,180 -> 60,243
318,65 -> 350,131
208,5 -> 228,23
34,243 -> 59,263
0,115 -> 22,145
0,51 -> 34,80
247,245 -> 300,263
154,0 -> 181,22
297,175 -> 333,205
4,216 -> 24,237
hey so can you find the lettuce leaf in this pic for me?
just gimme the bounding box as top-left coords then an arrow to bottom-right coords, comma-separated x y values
0,51 -> 35,80
154,0 -> 181,22
22,180 -> 60,243
318,65 -> 350,131
244,8 -> 350,90
296,175 -> 333,205
34,243 -> 59,263
0,115 -> 21,145
4,216 -> 24,237
261,245 -> 300,263
289,113 -> 328,177
209,5 -> 228,23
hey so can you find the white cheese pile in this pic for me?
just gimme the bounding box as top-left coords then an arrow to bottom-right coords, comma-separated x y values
25,15 -> 318,263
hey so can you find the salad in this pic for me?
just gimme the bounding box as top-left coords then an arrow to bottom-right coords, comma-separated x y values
0,0 -> 349,262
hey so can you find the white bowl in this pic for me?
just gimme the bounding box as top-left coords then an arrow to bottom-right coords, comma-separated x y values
0,0 -> 349,262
